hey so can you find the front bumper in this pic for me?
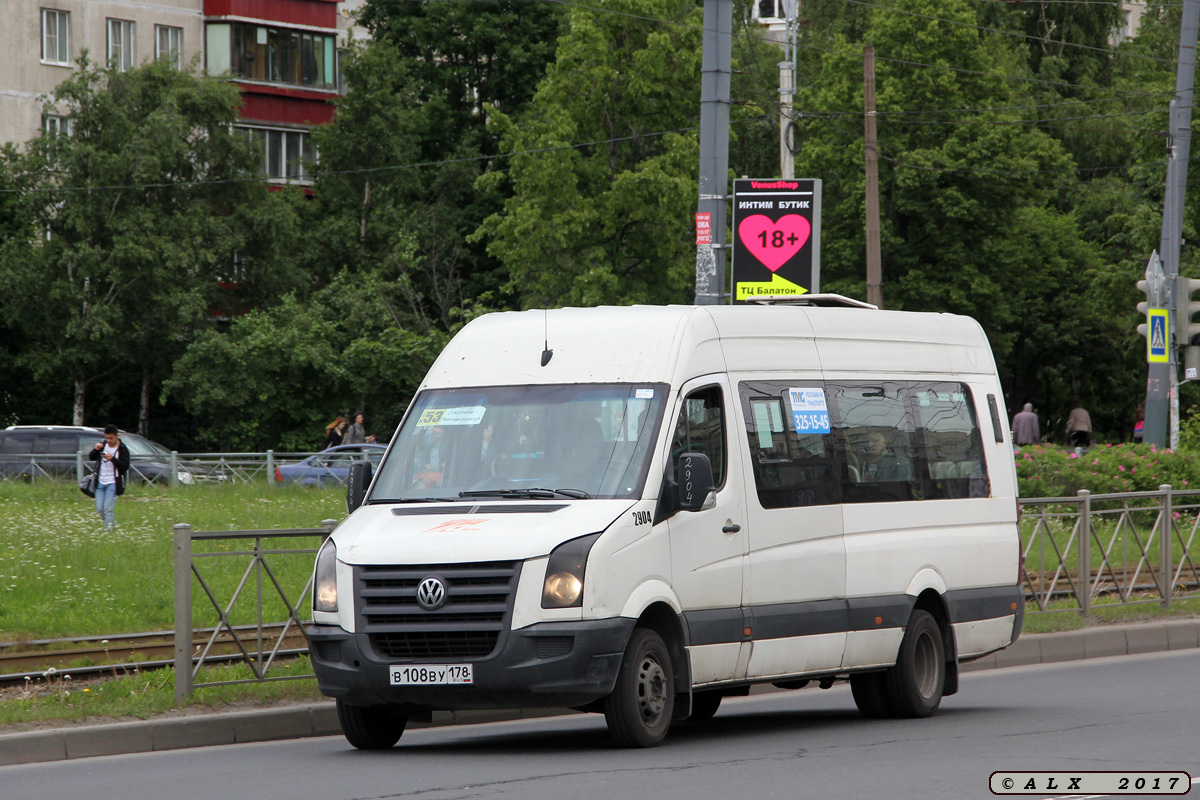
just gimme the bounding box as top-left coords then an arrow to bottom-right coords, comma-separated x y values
304,617 -> 636,710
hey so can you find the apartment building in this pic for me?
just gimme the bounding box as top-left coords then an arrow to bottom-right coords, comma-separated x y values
4,1 -> 341,186
2,1 -> 204,145
206,0 -> 340,184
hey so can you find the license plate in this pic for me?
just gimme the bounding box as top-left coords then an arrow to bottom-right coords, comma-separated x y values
389,664 -> 473,685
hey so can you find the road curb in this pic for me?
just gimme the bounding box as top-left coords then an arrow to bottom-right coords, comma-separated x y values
3,619 -> 1199,767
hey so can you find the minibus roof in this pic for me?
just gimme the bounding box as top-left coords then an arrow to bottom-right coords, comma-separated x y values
420,304 -> 995,390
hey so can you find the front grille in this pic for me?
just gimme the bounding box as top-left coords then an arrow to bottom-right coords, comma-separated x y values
356,561 -> 521,660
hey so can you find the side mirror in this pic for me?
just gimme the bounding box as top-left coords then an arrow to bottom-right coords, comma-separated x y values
347,460 -> 373,513
676,452 -> 716,512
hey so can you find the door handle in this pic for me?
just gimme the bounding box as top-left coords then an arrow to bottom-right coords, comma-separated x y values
722,523 -> 741,534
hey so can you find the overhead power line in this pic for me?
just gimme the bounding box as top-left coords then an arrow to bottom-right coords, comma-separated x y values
844,0 -> 1176,64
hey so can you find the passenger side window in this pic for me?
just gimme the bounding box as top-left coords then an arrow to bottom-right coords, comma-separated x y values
739,382 -> 839,508
827,382 -> 919,503
671,386 -> 726,488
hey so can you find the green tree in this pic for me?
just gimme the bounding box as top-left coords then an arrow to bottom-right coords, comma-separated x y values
163,271 -> 450,450
474,0 -> 779,308
789,0 -> 1148,430
0,56 -> 296,430
302,2 -> 564,325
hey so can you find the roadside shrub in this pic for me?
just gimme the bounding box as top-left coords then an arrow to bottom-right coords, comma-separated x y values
1016,443 -> 1200,498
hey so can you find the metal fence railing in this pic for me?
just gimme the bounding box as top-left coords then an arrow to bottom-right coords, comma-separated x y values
160,488 -> 1200,695
0,450 -> 374,488
1019,486 -> 1200,615
173,520 -> 336,700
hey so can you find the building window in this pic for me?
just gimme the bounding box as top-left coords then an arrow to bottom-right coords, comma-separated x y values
43,115 -> 71,136
156,25 -> 183,69
236,126 -> 317,182
42,9 -> 70,65
108,19 -> 135,72
207,22 -> 336,90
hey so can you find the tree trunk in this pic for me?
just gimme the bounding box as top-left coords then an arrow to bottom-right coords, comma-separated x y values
73,377 -> 87,425
140,369 -> 151,435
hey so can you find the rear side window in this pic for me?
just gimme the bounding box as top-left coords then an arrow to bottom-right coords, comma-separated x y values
738,380 -> 990,508
0,433 -> 34,454
911,385 -> 990,499
42,434 -> 84,454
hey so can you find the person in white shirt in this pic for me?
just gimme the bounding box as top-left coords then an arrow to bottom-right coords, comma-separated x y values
88,425 -> 130,529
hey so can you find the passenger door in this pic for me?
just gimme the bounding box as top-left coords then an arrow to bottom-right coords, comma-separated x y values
737,380 -> 848,679
666,377 -> 749,685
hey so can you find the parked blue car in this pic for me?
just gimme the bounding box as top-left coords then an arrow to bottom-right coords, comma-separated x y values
274,444 -> 386,487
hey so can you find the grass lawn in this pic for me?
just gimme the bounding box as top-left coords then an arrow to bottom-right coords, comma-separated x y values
0,480 -> 346,640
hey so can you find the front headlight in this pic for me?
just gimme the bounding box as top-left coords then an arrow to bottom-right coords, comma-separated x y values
177,470 -> 194,485
314,539 -> 338,613
541,533 -> 602,609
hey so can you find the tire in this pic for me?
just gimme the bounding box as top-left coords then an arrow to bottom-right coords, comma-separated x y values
850,671 -> 892,719
688,690 -> 723,722
337,699 -> 408,750
884,609 -> 945,718
603,628 -> 675,747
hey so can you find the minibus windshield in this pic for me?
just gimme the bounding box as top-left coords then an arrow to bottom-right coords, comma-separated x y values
370,384 -> 668,502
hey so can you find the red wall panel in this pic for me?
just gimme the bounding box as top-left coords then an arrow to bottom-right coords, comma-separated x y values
239,87 -> 336,126
205,0 -> 338,29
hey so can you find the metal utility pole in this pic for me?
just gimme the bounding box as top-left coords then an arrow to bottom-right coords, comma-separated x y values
1146,0 -> 1200,448
864,44 -> 883,309
695,0 -> 733,305
779,0 -> 799,180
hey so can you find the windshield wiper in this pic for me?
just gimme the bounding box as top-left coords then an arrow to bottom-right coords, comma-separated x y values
459,488 -> 591,500
371,497 -> 462,504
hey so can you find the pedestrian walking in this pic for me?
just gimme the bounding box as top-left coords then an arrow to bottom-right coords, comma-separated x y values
323,416 -> 346,450
1012,403 -> 1040,446
88,424 -> 130,530
345,412 -> 375,445
1065,403 -> 1092,449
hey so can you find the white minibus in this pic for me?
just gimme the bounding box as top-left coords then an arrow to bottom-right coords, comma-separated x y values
305,300 -> 1023,748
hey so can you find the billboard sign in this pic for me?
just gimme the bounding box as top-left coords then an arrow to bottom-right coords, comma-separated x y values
731,178 -> 822,302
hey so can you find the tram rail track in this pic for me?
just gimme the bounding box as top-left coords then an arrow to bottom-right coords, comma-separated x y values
0,625 -> 309,687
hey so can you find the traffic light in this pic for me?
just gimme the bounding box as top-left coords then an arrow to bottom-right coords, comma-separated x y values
1178,277 -> 1200,346
1137,279 -> 1152,340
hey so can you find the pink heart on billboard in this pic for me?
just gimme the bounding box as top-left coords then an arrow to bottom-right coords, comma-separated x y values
738,214 -> 811,272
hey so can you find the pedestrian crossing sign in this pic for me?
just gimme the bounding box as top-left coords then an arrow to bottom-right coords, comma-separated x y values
1148,308 -> 1169,363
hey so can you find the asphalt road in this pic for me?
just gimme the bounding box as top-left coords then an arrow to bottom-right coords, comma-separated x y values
3,649 -> 1197,800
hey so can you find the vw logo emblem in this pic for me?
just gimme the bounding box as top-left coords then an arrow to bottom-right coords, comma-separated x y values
416,577 -> 447,610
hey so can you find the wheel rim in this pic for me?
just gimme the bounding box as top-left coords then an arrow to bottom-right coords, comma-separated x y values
913,630 -> 939,700
636,653 -> 668,721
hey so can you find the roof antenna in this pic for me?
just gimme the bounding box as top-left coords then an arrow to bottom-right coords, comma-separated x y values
540,309 -> 553,366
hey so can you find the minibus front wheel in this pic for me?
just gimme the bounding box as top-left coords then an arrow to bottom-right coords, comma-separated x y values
604,628 -> 675,747
337,699 -> 409,750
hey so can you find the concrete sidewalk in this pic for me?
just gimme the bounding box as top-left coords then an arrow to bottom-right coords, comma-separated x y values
3,618 -> 1199,767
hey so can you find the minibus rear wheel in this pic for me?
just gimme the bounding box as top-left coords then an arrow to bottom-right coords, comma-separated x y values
885,610 -> 944,718
337,699 -> 408,749
849,671 -> 891,718
604,628 -> 675,747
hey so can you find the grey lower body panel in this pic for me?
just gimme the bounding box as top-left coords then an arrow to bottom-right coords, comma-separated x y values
305,617 -> 636,710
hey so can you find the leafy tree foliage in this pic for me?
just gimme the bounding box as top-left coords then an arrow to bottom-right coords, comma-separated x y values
0,57 -> 296,431
163,271 -> 449,450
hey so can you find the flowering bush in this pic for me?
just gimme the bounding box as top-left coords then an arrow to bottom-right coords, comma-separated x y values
1016,443 -> 1200,498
